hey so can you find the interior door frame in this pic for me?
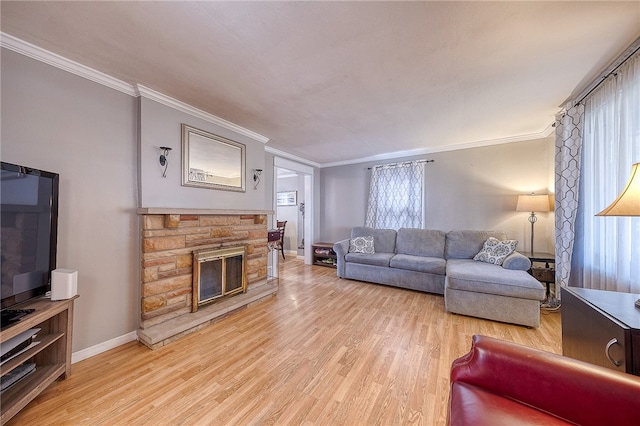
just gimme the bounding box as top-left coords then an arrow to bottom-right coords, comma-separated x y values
274,157 -> 314,266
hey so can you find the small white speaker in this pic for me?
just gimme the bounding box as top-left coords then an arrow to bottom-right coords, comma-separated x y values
51,269 -> 78,300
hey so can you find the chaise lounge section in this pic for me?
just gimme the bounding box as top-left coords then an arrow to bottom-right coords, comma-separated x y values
334,227 -> 545,327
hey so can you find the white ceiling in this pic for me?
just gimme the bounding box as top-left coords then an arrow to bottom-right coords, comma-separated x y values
2,1 -> 639,166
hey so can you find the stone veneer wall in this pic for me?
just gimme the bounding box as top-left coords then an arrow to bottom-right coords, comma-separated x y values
140,212 -> 269,329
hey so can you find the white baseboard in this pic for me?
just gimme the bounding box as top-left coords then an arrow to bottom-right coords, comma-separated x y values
71,331 -> 138,364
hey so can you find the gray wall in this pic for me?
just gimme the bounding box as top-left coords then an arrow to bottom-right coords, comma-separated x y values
320,137 -> 555,254
1,49 -> 139,351
139,98 -> 267,209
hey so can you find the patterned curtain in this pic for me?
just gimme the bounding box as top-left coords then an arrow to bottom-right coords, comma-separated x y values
365,161 -> 424,229
554,103 -> 584,297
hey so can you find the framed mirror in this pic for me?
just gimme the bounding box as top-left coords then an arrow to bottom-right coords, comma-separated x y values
182,124 -> 246,192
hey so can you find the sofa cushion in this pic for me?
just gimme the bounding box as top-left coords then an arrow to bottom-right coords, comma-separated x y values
473,237 -> 518,266
349,236 -> 375,254
351,227 -> 397,253
345,252 -> 395,267
446,259 -> 544,300
396,228 -> 446,257
445,230 -> 507,259
390,254 -> 446,275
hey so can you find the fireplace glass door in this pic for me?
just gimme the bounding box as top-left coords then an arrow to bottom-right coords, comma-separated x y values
193,246 -> 247,311
224,254 -> 244,294
199,259 -> 223,301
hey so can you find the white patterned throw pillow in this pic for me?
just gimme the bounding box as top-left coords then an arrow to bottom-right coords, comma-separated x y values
349,236 -> 375,254
473,237 -> 518,266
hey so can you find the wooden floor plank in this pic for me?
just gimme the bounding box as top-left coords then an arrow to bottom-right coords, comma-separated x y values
6,258 -> 562,425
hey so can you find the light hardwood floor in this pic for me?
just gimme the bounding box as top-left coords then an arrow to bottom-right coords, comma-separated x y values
7,258 -> 561,426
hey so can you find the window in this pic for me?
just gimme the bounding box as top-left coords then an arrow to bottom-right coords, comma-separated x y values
365,161 -> 424,230
576,53 -> 640,293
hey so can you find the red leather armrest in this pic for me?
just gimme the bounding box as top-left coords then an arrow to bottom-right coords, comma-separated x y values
450,335 -> 640,426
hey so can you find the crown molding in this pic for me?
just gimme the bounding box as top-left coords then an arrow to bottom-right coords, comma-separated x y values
1,32 -> 136,96
321,123 -> 555,168
267,122 -> 553,169
265,146 -> 321,169
135,84 -> 269,144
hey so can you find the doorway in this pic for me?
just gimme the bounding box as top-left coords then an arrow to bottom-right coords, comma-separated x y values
275,167 -> 305,259
274,157 -> 314,266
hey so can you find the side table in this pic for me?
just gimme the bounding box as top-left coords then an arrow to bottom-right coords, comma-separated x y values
312,242 -> 337,268
526,252 -> 557,309
562,286 -> 640,376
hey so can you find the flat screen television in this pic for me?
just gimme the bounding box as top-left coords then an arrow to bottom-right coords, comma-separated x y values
0,161 -> 59,323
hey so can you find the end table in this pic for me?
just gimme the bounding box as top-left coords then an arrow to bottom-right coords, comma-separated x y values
526,252 -> 557,309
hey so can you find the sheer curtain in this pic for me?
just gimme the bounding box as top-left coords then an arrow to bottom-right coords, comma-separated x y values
365,161 -> 424,229
577,53 -> 640,293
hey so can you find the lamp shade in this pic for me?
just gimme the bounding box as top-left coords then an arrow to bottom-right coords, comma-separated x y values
516,194 -> 551,213
596,162 -> 640,216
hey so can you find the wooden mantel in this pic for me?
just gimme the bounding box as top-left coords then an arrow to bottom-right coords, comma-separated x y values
137,207 -> 274,215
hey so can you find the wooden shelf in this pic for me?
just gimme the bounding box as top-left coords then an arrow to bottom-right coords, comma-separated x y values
1,296 -> 76,425
1,333 -> 64,375
312,242 -> 337,268
1,364 -> 66,423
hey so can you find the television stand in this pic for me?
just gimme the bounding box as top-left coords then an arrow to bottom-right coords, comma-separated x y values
0,296 -> 77,424
0,309 -> 36,329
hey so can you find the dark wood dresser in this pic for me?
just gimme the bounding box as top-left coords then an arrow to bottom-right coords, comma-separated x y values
561,287 -> 640,376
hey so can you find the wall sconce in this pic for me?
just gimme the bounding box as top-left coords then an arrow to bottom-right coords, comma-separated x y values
253,169 -> 263,190
159,146 -> 172,178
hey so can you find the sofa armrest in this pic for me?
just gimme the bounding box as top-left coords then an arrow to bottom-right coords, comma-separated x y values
449,335 -> 640,426
501,251 -> 531,270
333,239 -> 350,277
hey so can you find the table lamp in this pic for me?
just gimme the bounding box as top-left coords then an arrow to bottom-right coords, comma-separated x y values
596,162 -> 640,217
595,162 -> 640,308
516,194 -> 551,256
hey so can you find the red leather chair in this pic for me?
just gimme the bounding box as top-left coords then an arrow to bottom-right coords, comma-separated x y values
448,335 -> 640,425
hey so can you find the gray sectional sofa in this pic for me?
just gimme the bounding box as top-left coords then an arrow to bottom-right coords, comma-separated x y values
333,227 -> 545,327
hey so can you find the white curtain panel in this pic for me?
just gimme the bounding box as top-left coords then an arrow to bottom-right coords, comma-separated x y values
554,103 -> 584,296
580,53 -> 640,293
365,161 -> 424,230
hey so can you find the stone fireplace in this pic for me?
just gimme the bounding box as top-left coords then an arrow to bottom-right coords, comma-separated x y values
136,208 -> 277,349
